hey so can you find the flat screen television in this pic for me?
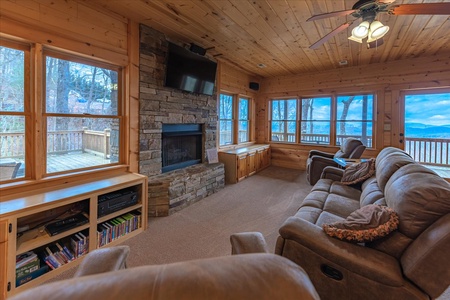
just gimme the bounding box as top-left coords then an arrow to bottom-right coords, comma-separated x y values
164,42 -> 217,96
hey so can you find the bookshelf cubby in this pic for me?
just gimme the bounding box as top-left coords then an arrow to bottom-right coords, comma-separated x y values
0,172 -> 148,298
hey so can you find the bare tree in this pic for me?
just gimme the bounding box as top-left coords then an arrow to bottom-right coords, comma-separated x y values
339,96 -> 355,136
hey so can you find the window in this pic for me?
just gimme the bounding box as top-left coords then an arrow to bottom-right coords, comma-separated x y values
337,95 -> 373,147
0,43 -> 27,181
270,99 -> 297,143
300,97 -> 331,144
0,38 -> 124,184
44,53 -> 121,174
269,94 -> 374,147
219,93 -> 233,146
238,97 -> 249,143
219,93 -> 253,146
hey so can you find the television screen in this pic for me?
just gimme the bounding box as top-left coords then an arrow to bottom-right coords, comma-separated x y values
164,42 -> 217,96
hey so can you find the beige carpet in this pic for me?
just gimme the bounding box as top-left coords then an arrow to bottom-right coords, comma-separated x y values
46,166 -> 449,299
122,166 -> 310,266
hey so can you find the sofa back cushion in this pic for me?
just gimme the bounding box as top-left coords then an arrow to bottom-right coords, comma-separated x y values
374,147 -> 416,191
368,164 -> 450,264
385,164 -> 450,239
360,177 -> 386,207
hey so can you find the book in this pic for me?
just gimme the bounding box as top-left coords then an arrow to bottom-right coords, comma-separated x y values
45,247 -> 62,268
16,265 -> 49,287
16,251 -> 38,269
16,259 -> 40,278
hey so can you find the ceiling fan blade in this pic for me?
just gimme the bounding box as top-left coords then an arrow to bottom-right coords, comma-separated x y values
309,22 -> 353,50
389,3 -> 450,15
307,9 -> 356,22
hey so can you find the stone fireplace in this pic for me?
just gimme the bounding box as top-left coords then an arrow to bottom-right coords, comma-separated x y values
139,25 -> 224,216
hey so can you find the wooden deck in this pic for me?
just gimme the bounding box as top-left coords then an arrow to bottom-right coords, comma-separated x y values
13,152 -> 112,177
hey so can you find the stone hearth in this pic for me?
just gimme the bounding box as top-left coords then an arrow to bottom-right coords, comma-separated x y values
148,163 -> 224,216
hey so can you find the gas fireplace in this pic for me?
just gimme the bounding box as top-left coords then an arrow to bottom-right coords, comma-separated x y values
161,124 -> 203,173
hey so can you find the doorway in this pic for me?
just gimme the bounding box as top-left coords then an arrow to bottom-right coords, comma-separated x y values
400,89 -> 450,178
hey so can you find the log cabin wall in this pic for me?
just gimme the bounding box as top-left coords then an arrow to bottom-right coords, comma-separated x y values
257,54 -> 450,170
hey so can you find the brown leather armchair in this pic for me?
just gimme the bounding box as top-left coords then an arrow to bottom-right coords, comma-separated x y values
306,138 -> 365,185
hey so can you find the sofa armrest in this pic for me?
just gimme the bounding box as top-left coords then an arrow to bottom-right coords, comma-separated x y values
308,150 -> 334,159
279,217 -> 404,286
321,166 -> 344,181
230,232 -> 269,254
74,245 -> 130,277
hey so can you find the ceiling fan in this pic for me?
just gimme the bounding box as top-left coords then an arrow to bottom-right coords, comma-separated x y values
307,0 -> 450,49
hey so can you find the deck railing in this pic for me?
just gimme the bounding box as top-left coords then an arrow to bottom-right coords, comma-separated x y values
271,133 -> 373,148
0,129 -> 111,159
405,137 -> 450,166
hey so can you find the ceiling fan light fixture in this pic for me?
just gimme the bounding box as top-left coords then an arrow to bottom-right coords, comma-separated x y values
369,20 -> 390,39
348,35 -> 363,43
351,21 -> 370,39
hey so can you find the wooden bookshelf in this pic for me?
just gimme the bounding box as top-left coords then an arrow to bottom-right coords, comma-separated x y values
0,172 -> 148,298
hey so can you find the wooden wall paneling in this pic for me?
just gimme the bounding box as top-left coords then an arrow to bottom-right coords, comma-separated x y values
128,21 -> 140,173
391,89 -> 402,149
260,53 -> 450,94
219,62 -> 260,97
0,17 -> 128,66
0,1 -> 128,59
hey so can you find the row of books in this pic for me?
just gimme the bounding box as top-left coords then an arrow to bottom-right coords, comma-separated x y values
97,210 -> 141,247
41,231 -> 89,270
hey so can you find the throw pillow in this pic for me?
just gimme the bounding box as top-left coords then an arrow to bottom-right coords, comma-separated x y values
322,205 -> 399,243
341,158 -> 376,185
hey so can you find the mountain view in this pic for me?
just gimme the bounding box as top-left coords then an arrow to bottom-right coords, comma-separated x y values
405,92 -> 450,139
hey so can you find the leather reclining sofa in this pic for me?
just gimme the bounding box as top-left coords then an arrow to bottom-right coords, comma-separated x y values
232,147 -> 450,300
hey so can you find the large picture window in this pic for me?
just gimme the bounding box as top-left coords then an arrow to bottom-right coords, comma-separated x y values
44,54 -> 121,174
270,99 -> 297,143
269,94 -> 375,147
337,95 -> 373,147
300,97 -> 331,144
0,38 -> 124,184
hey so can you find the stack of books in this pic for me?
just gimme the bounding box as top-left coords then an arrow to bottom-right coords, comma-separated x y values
97,210 -> 141,247
16,251 -> 48,287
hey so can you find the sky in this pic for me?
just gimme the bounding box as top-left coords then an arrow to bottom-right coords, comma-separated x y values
405,93 -> 450,126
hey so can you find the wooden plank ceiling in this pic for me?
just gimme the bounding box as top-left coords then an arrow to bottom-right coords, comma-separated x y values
84,0 -> 450,78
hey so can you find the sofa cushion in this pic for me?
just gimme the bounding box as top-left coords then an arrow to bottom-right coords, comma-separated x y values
360,177 -> 386,207
341,159 -> 376,185
385,164 -> 450,239
374,147 -> 415,191
322,205 -> 399,242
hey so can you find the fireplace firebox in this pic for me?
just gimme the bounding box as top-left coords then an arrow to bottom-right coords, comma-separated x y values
162,124 -> 203,173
